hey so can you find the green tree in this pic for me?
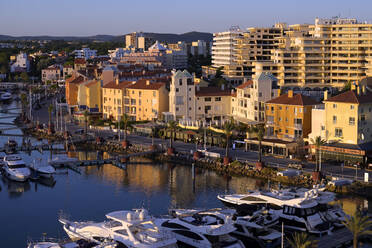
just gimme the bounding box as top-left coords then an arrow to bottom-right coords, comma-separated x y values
20,72 -> 29,82
248,123 -> 266,162
343,211 -> 372,248
223,120 -> 235,159
287,232 -> 315,248
310,136 -> 326,172
166,120 -> 178,149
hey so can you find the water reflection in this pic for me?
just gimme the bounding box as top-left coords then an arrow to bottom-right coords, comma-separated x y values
1,176 -> 31,198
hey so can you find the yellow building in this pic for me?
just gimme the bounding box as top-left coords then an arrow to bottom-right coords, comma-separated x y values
102,79 -> 132,120
77,80 -> 102,112
265,90 -> 317,140
124,80 -> 169,121
102,79 -> 169,121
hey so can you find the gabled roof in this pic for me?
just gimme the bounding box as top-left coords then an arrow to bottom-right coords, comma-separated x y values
325,90 -> 372,104
266,93 -> 318,106
67,75 -> 85,85
254,72 -> 277,82
236,80 -> 253,89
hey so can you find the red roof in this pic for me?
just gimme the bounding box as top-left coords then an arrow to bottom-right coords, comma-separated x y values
266,93 -> 318,106
126,80 -> 165,90
196,87 -> 232,97
103,80 -> 133,89
236,80 -> 253,89
74,58 -> 86,64
325,90 -> 372,104
67,75 -> 85,85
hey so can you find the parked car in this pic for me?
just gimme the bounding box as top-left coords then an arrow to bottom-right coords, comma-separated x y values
288,163 -> 304,170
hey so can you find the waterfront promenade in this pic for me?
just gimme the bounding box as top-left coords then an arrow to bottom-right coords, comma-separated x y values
28,96 -> 371,183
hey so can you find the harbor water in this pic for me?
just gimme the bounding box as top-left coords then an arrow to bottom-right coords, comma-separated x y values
0,100 -> 371,247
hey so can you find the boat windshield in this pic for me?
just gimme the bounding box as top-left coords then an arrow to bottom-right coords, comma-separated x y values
283,205 -> 317,217
5,156 -> 21,161
9,163 -> 26,168
104,220 -> 122,228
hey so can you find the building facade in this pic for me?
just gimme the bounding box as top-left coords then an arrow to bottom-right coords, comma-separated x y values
73,48 -> 97,60
10,52 -> 30,73
265,90 -> 318,140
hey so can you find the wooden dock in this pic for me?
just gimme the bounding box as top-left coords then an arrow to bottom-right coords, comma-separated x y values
317,228 -> 352,248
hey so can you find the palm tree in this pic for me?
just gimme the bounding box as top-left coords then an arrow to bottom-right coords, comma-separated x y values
287,232 -> 315,248
343,211 -> 372,248
167,120 -> 178,149
48,104 -> 53,127
20,93 -> 28,119
223,120 -> 235,159
83,110 -> 89,135
121,113 -> 132,143
310,136 -> 326,172
247,123 -> 265,162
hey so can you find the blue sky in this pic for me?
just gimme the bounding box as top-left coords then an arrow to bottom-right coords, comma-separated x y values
1,0 -> 372,36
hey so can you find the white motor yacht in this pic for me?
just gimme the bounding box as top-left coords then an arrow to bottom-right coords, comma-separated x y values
27,238 -> 117,248
2,155 -> 31,182
155,209 -> 245,248
48,156 -> 78,168
59,209 -> 178,248
170,208 -> 280,248
218,188 -> 335,235
29,158 -> 56,178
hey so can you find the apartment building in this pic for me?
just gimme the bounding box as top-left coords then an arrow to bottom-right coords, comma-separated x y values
42,65 -> 62,83
190,40 -> 209,57
73,48 -> 97,60
125,32 -> 154,51
232,69 -> 279,123
265,90 -> 318,141
102,79 -> 133,120
195,86 -> 232,123
65,74 -> 87,106
63,65 -> 74,79
234,23 -> 288,78
77,80 -> 102,112
102,79 -> 168,121
169,70 -> 196,120
10,52 -> 30,73
211,27 -> 243,70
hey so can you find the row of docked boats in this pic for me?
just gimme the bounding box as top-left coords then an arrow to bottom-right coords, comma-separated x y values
28,187 -> 348,248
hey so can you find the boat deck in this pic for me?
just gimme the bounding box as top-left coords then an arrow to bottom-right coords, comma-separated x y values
316,228 -> 352,248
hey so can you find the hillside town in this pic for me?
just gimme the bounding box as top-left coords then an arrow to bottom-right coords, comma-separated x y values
1,12 -> 372,248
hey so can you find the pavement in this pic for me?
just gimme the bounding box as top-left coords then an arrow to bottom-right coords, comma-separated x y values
31,93 -> 371,183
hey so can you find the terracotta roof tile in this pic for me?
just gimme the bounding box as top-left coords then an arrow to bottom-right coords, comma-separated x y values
126,80 -> 165,90
325,90 -> 372,104
236,80 -> 253,89
102,80 -> 133,89
266,93 -> 318,106
195,87 -> 232,97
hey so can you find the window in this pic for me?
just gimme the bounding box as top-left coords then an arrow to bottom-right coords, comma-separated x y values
153,91 -> 156,97
189,88 -> 192,91
361,115 -> 366,121
349,117 -> 355,125
189,107 -> 192,111
321,125 -> 325,130
176,96 -> 183,105
205,97 -> 211,102
189,97 -> 191,101
176,88 -> 179,92
285,129 -> 288,133
279,106 -> 282,110
351,105 -> 355,110
130,99 -> 136,105
259,92 -> 262,97
139,91 -> 142,97
333,115 -> 337,124
215,97 -> 221,101
179,79 -> 182,86
335,128 -> 343,137
333,104 -> 337,109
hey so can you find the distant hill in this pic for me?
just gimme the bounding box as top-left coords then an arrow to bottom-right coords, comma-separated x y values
0,32 -> 213,43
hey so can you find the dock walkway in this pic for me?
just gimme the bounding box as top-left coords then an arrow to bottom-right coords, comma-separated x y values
317,228 -> 352,248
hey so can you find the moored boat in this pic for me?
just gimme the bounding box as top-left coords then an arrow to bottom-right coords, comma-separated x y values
2,155 -> 31,182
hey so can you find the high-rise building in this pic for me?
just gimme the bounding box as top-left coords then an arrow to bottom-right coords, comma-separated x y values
125,32 -> 154,51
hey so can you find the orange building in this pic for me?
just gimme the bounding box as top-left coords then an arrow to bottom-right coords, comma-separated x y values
265,90 -> 318,140
65,74 -> 85,106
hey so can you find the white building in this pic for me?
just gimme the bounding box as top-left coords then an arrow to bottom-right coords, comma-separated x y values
169,70 -> 196,121
108,48 -> 130,60
211,27 -> 243,68
232,64 -> 279,123
73,48 -> 97,59
10,52 -> 30,73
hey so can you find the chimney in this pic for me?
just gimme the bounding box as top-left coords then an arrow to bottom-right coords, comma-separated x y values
115,78 -> 119,85
324,91 -> 328,100
288,90 -> 293,98
146,80 -> 150,85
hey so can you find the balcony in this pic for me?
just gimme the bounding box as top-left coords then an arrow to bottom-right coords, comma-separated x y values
294,123 -> 303,129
